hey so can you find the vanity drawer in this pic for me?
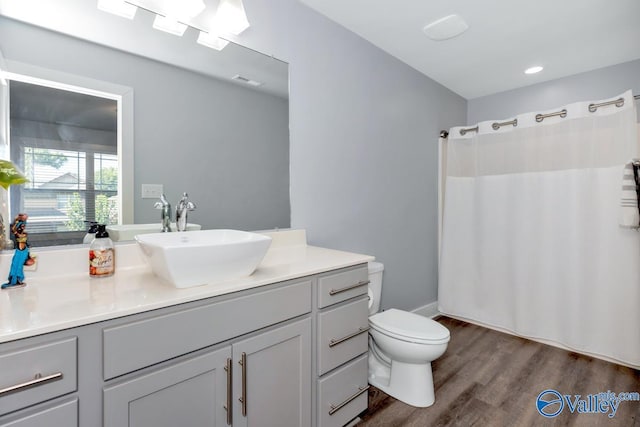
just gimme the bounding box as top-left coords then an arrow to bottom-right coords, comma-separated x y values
317,297 -> 369,375
0,398 -> 78,427
0,338 -> 77,416
318,354 -> 368,427
103,279 -> 311,379
317,265 -> 368,308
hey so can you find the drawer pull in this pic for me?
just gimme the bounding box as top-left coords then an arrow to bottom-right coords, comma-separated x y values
224,358 -> 232,425
238,352 -> 247,416
328,385 -> 370,416
329,280 -> 370,296
0,372 -> 63,396
329,327 -> 370,348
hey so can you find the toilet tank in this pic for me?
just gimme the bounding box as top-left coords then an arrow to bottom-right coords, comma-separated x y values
368,261 -> 384,315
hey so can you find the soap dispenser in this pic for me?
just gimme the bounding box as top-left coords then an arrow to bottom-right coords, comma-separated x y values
89,225 -> 115,278
83,221 -> 99,244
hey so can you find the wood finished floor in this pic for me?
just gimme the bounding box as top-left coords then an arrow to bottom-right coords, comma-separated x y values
357,317 -> 640,426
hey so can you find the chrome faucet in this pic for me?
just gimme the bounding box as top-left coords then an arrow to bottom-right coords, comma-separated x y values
154,194 -> 172,232
176,192 -> 196,232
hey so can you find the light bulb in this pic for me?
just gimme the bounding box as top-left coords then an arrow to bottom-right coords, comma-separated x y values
197,31 -> 230,51
153,14 -> 188,36
215,0 -> 250,35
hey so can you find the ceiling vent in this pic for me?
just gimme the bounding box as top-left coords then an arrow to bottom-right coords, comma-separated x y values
232,74 -> 263,87
423,14 -> 469,41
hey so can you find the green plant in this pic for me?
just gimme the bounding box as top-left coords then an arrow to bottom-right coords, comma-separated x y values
0,159 -> 28,190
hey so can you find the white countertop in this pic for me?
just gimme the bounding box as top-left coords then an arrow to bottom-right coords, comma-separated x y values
0,230 -> 373,343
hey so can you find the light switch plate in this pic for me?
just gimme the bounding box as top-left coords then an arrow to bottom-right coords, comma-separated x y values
141,184 -> 163,199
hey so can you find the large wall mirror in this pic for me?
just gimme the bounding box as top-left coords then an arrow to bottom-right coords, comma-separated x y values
0,0 -> 290,247
0,65 -> 134,246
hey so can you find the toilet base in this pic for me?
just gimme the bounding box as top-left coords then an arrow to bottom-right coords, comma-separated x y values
368,354 -> 436,408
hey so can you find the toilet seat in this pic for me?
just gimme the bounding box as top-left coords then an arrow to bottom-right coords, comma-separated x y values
369,309 -> 450,345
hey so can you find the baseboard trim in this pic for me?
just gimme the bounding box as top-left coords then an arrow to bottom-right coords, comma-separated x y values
411,301 -> 439,318
441,312 -> 640,370
344,417 -> 361,427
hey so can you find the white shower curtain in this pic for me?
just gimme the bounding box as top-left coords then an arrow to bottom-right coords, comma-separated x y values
439,90 -> 640,368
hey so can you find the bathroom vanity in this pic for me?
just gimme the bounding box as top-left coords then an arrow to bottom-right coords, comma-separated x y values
0,231 -> 373,427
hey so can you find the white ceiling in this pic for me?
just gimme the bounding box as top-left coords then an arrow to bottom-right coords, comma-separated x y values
0,0 -> 289,98
299,0 -> 640,99
11,80 -> 117,132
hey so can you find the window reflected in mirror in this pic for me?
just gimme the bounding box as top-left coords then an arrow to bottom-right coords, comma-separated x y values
6,79 -> 120,246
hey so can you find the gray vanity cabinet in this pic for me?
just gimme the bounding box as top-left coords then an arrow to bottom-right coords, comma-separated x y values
0,263 -> 370,427
314,265 -> 370,427
0,399 -> 78,427
0,337 -> 78,427
232,318 -> 311,427
103,346 -> 231,427
103,317 -> 311,427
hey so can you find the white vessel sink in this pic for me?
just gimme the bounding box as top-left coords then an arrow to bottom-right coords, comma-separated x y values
135,229 -> 272,288
107,223 -> 201,241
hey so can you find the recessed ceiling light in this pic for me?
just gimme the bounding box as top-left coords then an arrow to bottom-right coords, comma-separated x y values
525,66 -> 544,75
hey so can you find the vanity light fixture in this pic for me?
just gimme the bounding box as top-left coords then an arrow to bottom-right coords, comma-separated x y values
525,65 -> 544,74
97,0 -> 137,19
215,0 -> 250,35
151,0 -> 205,36
97,0 -> 250,50
153,15 -> 188,36
197,31 -> 230,51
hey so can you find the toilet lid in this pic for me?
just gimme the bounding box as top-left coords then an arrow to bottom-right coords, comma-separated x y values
369,309 -> 450,343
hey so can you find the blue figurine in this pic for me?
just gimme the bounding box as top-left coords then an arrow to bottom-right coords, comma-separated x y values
1,213 -> 35,289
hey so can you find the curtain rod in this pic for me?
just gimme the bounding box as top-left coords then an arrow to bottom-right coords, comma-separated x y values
440,94 -> 640,139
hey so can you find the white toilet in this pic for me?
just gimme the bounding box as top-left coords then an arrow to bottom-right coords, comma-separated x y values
367,262 -> 450,407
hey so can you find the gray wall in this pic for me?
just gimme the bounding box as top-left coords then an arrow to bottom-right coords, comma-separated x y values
468,59 -> 640,124
1,0 -> 468,312
234,0 -> 467,311
0,17 -> 290,231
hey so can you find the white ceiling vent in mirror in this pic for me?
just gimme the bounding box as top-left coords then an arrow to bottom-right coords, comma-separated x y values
232,74 -> 262,87
423,14 -> 469,41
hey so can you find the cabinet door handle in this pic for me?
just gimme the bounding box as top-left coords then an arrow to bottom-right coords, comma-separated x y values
0,372 -> 63,396
329,280 -> 370,296
329,327 -> 370,348
224,358 -> 232,425
238,352 -> 247,417
329,385 -> 370,415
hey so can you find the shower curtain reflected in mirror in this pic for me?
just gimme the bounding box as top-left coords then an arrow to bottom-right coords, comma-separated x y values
439,90 -> 640,368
